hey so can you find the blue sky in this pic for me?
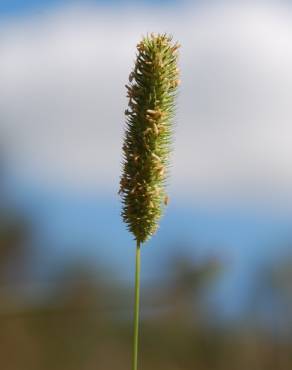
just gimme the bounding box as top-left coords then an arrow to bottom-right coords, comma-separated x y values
5,171 -> 292,317
0,0 -> 180,16
0,0 -> 60,15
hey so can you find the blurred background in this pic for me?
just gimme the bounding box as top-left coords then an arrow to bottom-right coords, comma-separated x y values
0,0 -> 292,369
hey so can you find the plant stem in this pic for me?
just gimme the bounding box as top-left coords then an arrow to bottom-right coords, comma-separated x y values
132,240 -> 141,370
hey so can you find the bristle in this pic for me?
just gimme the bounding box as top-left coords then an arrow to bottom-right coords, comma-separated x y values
119,33 -> 180,243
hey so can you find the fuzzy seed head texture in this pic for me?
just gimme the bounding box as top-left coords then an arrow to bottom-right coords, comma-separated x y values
119,33 -> 180,244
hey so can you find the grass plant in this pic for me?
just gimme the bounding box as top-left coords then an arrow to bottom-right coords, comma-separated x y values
119,33 -> 180,370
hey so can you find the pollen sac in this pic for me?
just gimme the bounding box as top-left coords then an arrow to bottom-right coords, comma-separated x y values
119,33 -> 180,243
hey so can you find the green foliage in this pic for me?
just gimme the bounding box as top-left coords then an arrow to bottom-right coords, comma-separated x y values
120,33 -> 180,243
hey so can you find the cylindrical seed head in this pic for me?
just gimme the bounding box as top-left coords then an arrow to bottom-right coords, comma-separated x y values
119,33 -> 180,244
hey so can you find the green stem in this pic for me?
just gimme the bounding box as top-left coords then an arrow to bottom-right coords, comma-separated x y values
132,241 -> 141,370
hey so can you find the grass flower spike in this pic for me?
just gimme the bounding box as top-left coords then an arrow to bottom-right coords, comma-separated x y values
119,33 -> 180,370
120,33 -> 180,243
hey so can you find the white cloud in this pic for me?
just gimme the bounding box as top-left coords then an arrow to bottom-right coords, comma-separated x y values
0,2 -> 292,205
